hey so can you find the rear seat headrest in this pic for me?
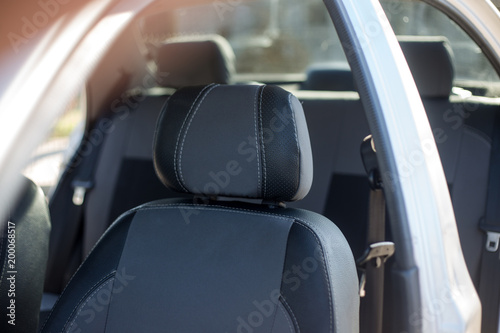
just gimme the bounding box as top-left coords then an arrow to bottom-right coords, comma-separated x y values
156,35 -> 235,89
153,84 -> 313,202
301,37 -> 454,98
302,63 -> 356,91
398,36 -> 455,98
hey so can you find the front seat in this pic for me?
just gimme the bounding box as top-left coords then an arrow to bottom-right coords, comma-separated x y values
0,176 -> 51,332
42,84 -> 359,332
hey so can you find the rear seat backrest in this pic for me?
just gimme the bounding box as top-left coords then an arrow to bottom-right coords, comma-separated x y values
301,63 -> 356,91
46,35 -> 236,293
294,36 -> 499,288
400,36 -> 493,286
290,38 -> 498,332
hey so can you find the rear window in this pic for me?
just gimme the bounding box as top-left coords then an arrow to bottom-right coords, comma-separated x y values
137,0 -> 500,94
138,0 -> 348,76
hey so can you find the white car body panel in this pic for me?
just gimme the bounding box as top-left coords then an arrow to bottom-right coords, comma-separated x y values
327,0 -> 486,331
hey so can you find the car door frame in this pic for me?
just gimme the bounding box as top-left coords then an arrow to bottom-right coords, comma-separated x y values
323,0 -> 499,332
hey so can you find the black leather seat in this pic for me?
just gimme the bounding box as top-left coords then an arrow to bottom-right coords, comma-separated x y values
42,84 -> 359,332
0,176 -> 50,332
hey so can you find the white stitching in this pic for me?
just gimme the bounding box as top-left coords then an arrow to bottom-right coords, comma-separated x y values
278,299 -> 295,333
173,84 -> 214,192
128,201 -> 335,331
137,204 -> 292,222
253,86 -> 262,196
64,274 -> 115,332
258,86 -> 267,197
288,93 -> 301,197
293,223 -> 333,332
178,84 -> 220,189
280,296 -> 300,333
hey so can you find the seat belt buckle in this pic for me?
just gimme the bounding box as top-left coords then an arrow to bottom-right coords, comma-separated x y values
356,242 -> 395,297
485,231 -> 500,252
71,180 -> 93,206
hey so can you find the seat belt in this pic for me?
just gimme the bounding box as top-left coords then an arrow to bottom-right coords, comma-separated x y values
358,135 -> 395,333
478,113 -> 500,333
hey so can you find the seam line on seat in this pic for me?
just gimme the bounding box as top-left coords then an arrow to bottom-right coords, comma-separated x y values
288,93 -> 301,197
42,212 -> 136,331
66,277 -> 114,332
131,202 -> 317,225
258,86 -> 267,197
279,302 -> 294,333
63,272 -> 115,332
280,295 -> 300,333
137,204 -> 292,222
253,85 -> 262,196
178,84 -> 219,190
293,222 -> 333,332
173,84 -> 213,192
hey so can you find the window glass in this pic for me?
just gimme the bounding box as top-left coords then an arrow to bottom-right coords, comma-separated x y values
138,0 -> 348,75
23,89 -> 85,195
138,0 -> 500,92
381,0 -> 500,85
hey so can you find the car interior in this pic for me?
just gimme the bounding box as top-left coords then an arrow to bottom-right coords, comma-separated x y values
2,0 -> 500,332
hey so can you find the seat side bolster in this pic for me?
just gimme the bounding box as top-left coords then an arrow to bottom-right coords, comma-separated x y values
283,209 -> 360,333
41,211 -> 136,333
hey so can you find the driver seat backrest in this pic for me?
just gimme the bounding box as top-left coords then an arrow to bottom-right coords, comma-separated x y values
42,84 -> 359,332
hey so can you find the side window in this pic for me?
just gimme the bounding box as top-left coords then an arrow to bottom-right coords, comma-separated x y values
23,88 -> 86,195
381,1 -> 500,96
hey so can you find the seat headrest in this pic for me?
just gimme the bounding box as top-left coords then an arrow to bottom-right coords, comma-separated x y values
156,35 -> 235,89
153,84 -> 313,202
398,36 -> 455,98
302,63 -> 356,91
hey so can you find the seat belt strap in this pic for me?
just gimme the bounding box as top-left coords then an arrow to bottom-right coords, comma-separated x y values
358,135 -> 395,333
479,112 -> 500,333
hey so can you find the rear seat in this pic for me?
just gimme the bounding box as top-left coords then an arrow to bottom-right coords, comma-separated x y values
292,36 -> 500,288
301,63 -> 356,91
45,35 -> 236,293
47,33 -> 499,297
401,36 -> 498,286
